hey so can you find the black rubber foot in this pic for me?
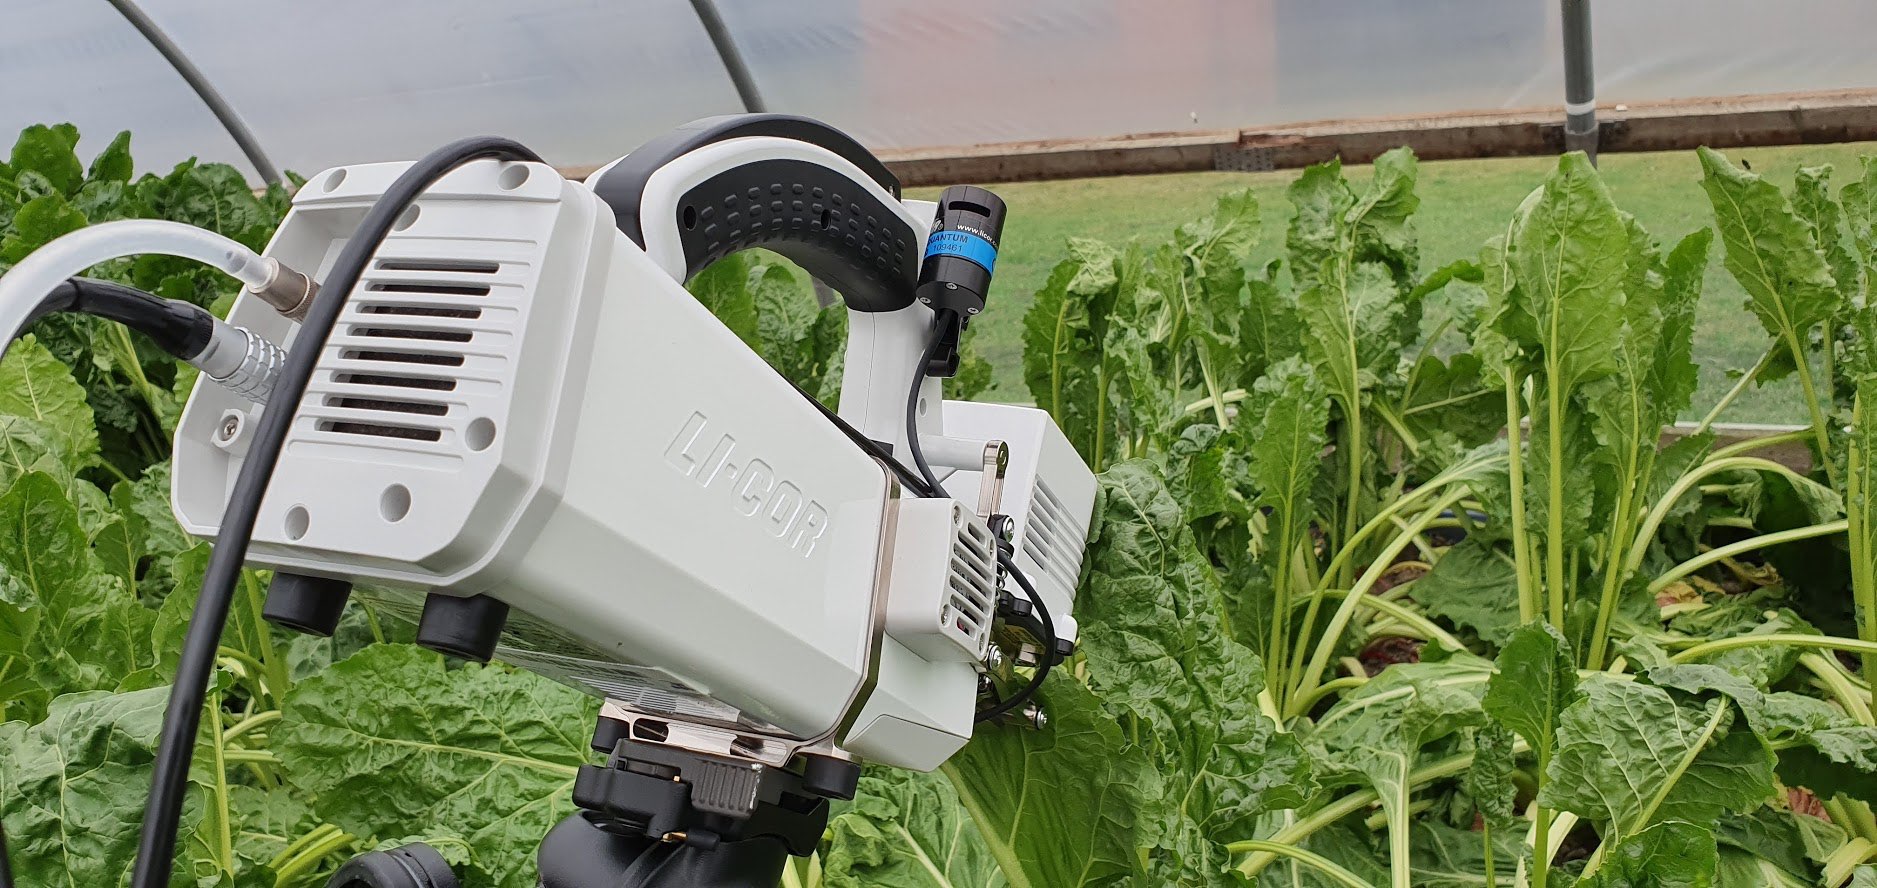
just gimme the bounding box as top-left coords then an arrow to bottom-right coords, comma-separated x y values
327,842 -> 459,888
262,572 -> 353,636
799,753 -> 861,800
415,592 -> 508,663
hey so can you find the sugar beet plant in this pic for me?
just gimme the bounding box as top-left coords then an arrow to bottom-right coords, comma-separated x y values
1010,145 -> 1877,888
10,121 -> 1877,888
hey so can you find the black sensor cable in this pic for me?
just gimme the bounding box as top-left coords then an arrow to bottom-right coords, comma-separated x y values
130,137 -> 543,888
901,309 -> 1059,724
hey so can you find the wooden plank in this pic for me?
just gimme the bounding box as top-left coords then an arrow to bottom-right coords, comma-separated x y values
860,89 -> 1877,187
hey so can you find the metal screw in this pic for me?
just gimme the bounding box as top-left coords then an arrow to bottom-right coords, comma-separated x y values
977,672 -> 995,694
218,415 -> 241,441
1022,703 -> 1047,730
945,282 -> 958,289
983,646 -> 1005,672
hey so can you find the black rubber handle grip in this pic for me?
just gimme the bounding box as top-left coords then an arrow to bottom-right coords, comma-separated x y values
590,115 -> 918,313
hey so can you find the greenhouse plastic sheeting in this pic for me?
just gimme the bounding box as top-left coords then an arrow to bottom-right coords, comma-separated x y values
9,0 -> 1877,180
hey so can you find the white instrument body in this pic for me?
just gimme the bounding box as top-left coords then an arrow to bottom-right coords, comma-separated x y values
172,136 -> 1093,771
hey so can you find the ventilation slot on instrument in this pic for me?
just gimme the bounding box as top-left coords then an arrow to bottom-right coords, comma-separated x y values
342,349 -> 465,367
353,326 -> 473,343
376,258 -> 500,274
334,373 -> 456,392
325,396 -> 447,416
317,420 -> 442,442
360,304 -> 482,320
944,512 -> 998,653
368,281 -> 491,297
1022,480 -> 1087,591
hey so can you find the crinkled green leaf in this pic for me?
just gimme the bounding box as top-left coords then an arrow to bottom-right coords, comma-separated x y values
1842,157 -> 1877,297
1237,356 -> 1328,662
1022,244 -> 1119,467
0,472 -> 155,717
1543,676 -> 1775,840
0,685 -> 172,888
1579,820 -> 1718,888
1791,164 -> 1859,305
1400,352 -> 1503,465
1483,621 -> 1579,764
1508,151 -> 1630,394
941,673 -> 1155,888
687,252 -> 761,347
1077,459 -> 1312,884
1298,261 -> 1401,415
0,335 -> 99,471
1465,721 -> 1517,828
1286,159 -> 1357,295
823,768 -> 1005,888
276,644 -> 597,888
1414,537 -> 1521,646
109,462 -> 194,603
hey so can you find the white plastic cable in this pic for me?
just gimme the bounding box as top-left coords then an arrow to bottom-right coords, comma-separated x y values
0,220 -> 268,358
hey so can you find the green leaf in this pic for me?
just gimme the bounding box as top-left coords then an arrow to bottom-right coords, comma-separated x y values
86,131 -> 135,184
1578,820 -> 1719,888
1238,356 -> 1329,659
687,253 -> 761,347
109,462 -> 194,602
941,673 -> 1155,888
9,123 -> 84,195
0,334 -> 100,469
1077,459 -> 1312,883
1465,722 -> 1518,827
1306,658 -> 1490,888
276,644 -> 598,888
1410,819 -> 1526,888
0,192 -> 89,263
822,768 -> 1006,888
226,785 -> 323,877
1400,352 -> 1503,464
131,158 -> 277,252
1543,676 -> 1775,841
1298,260 -> 1402,414
1286,159 -> 1356,295
1414,538 -> 1521,647
1507,152 -> 1630,395
1790,164 -> 1859,305
1842,157 -> 1877,298
0,472 -> 155,716
1020,242 -> 1122,467
1712,804 -> 1843,887
1483,621 -> 1579,765
1697,147 -> 1841,359
1347,147 -> 1422,291
0,685 -> 173,888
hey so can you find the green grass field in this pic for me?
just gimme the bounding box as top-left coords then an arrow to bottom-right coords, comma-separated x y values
911,142 -> 1877,423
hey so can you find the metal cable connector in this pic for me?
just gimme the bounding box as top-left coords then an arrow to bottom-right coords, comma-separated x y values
188,322 -> 285,404
246,257 -> 318,321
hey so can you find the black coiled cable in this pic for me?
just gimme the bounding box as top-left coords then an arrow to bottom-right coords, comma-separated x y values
130,137 -> 543,888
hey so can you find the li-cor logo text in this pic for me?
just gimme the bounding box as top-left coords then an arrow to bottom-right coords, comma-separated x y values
663,411 -> 830,556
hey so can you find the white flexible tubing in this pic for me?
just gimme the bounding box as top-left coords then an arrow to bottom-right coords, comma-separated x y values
0,220 -> 267,357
